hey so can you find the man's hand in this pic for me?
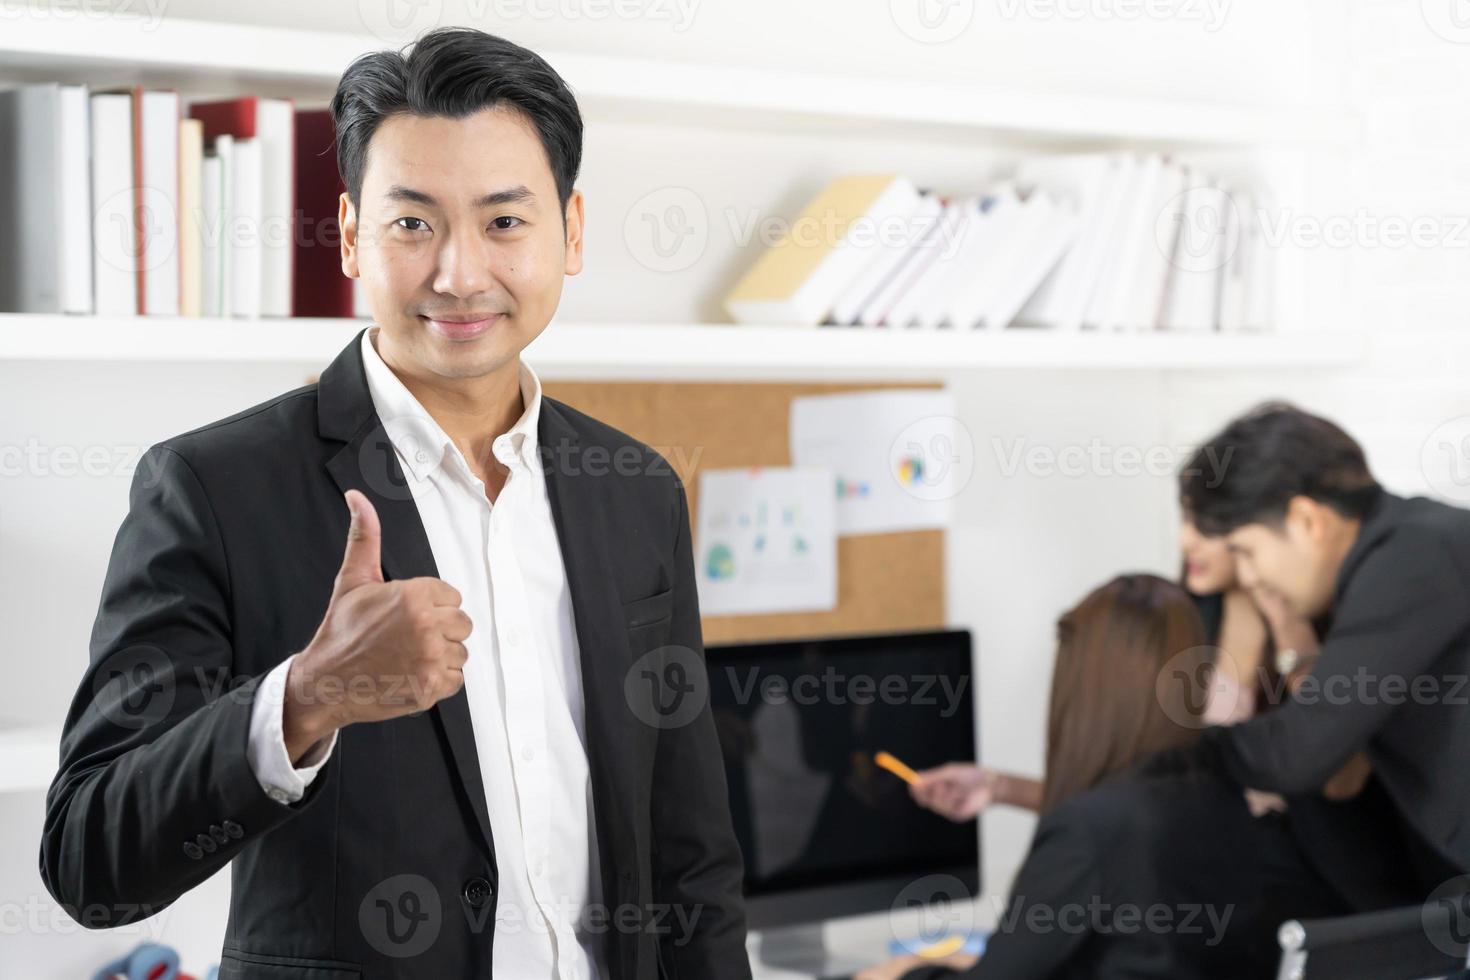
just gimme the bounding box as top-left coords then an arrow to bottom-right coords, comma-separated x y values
282,489 -> 473,760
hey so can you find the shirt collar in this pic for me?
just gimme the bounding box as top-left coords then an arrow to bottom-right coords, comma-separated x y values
360,325 -> 543,484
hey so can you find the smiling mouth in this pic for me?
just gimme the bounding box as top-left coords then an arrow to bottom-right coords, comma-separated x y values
421,313 -> 505,341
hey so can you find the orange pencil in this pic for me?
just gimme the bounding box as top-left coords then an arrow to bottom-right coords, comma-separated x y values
875,750 -> 920,785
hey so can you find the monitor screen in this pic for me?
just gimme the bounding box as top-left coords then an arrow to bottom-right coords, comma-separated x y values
707,629 -> 979,924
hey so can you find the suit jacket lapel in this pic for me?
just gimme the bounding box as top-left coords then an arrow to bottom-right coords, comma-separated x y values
318,328 -> 498,867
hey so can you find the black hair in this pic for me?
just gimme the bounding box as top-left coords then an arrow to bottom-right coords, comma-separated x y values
1179,401 -> 1381,536
330,27 -> 582,217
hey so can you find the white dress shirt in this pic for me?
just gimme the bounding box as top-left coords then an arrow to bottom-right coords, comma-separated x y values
247,325 -> 603,979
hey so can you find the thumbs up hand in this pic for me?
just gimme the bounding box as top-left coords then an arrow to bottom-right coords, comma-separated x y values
282,490 -> 473,760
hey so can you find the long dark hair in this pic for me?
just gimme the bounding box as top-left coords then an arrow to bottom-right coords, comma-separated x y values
1041,574 -> 1210,813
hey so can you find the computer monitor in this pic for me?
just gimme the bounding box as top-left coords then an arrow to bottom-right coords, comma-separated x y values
707,628 -> 980,974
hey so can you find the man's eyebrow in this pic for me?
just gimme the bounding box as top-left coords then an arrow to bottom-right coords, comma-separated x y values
474,185 -> 538,209
381,185 -> 537,209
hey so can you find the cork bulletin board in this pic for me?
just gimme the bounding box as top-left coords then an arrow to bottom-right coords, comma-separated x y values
542,380 -> 948,645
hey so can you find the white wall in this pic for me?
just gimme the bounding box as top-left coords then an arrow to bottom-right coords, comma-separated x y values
8,0 -> 1470,976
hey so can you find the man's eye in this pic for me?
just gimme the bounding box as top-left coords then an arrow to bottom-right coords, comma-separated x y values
491,216 -> 523,230
396,217 -> 429,232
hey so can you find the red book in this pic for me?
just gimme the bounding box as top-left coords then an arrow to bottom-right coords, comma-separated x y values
293,110 -> 354,318
188,96 -> 295,317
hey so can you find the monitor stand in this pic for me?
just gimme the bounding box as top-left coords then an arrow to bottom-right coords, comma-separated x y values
753,923 -> 876,977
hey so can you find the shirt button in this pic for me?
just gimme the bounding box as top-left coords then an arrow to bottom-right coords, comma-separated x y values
222,820 -> 245,839
415,449 -> 429,463
182,841 -> 203,860
521,746 -> 535,762
268,787 -> 289,803
505,628 -> 519,646
534,860 -> 546,877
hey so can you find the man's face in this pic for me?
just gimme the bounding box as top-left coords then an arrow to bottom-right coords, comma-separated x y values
340,104 -> 584,380
1224,497 -> 1343,618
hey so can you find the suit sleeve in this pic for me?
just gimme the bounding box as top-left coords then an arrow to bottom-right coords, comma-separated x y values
1196,529 -> 1470,794
39,445 -> 332,927
649,477 -> 752,980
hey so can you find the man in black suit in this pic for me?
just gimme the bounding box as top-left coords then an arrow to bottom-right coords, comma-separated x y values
39,28 -> 749,980
1154,402 -> 1470,895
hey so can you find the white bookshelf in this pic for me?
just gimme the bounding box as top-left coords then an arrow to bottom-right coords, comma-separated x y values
0,724 -> 59,794
0,315 -> 1365,378
0,17 -> 1358,147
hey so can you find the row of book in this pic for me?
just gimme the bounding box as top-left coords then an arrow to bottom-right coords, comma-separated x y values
0,83 -> 356,318
725,158 -> 1274,332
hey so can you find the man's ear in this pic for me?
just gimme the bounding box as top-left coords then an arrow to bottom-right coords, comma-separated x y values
563,188 -> 584,277
340,192 -> 360,278
1285,495 -> 1326,544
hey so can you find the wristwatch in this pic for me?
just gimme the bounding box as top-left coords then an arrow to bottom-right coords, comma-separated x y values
1276,647 -> 1302,675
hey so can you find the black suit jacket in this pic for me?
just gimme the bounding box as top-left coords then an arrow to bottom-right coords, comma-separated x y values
1145,489 -> 1470,883
39,328 -> 751,980
900,770 -> 1312,980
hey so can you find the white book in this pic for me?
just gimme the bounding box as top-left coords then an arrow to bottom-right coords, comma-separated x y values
1086,154 -> 1161,332
230,138 -> 264,318
0,84 -> 93,314
830,189 -> 932,325
1123,159 -> 1187,331
857,197 -> 951,327
912,196 -> 992,328
58,86 -> 93,314
139,90 -> 180,316
977,192 -> 1080,330
256,98 -> 295,317
201,154 -> 224,318
940,186 -> 1026,328
1013,154 -> 1118,332
851,194 -> 943,327
1159,175 -> 1226,333
884,198 -> 973,328
90,92 -> 138,317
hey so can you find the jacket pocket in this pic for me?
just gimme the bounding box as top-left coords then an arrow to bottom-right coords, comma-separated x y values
623,586 -> 674,629
218,946 -> 362,979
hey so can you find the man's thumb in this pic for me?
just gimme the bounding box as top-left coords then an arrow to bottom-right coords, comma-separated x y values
334,489 -> 383,596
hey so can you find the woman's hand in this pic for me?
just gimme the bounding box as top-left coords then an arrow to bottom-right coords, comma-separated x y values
854,952 -> 979,980
910,764 -> 1040,820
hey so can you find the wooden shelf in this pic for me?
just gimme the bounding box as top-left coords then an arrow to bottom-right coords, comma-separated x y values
0,315 -> 1365,378
0,17 -> 1358,147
